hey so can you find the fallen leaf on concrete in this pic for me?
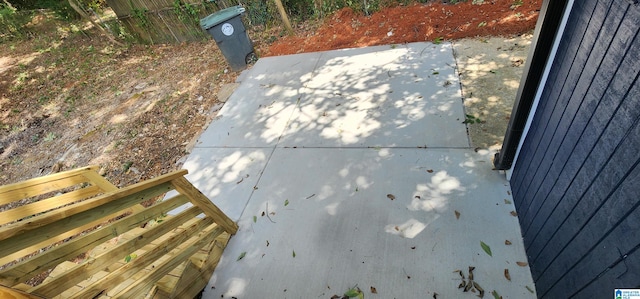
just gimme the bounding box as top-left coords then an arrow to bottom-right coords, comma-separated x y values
510,211 -> 518,217
480,241 -> 492,257
516,261 -> 528,267
491,290 -> 501,299
387,194 -> 396,200
473,282 -> 484,297
427,169 -> 434,173
370,286 -> 377,294
526,286 -> 535,293
455,210 -> 461,219
505,240 -> 512,245
504,199 -> 512,204
504,269 -> 511,281
237,252 -> 246,261
344,287 -> 363,298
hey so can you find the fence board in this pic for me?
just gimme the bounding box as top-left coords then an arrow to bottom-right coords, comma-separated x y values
106,0 -> 239,43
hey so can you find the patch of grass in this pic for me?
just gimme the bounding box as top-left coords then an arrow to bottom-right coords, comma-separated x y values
463,114 -> 485,124
511,0 -> 523,9
43,132 -> 56,142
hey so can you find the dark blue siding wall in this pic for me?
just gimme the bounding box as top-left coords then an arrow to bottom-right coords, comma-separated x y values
510,0 -> 640,297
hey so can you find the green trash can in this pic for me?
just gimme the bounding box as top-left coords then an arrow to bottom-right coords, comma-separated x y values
200,6 -> 256,71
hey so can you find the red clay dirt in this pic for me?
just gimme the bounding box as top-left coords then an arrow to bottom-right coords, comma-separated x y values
266,0 -> 541,56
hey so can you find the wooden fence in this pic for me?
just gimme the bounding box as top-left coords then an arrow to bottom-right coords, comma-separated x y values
105,0 -> 240,44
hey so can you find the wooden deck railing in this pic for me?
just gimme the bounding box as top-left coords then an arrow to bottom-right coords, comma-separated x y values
0,166 -> 237,298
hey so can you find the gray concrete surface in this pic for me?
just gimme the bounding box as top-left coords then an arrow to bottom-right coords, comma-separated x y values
176,43 -> 536,298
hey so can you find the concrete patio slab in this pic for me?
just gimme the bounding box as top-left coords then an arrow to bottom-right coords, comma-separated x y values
179,42 -> 536,299
285,43 -> 469,148
203,148 -> 534,298
195,85 -> 303,147
237,51 -> 322,86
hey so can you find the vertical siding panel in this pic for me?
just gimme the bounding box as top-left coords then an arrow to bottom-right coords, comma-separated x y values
510,0 -> 598,223
524,1 -> 636,272
575,243 -> 640,297
545,157 -> 640,298
532,21 -> 639,292
519,0 -> 619,240
536,85 -> 640,296
511,0 -> 640,296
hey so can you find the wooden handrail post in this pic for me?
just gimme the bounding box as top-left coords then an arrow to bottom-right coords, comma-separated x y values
170,177 -> 238,234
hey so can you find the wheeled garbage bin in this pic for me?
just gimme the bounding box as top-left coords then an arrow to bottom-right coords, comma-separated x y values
200,6 -> 255,71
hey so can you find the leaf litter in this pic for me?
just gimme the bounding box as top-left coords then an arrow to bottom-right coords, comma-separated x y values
456,266 -> 485,298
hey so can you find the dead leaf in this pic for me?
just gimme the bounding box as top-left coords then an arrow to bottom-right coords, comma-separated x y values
455,210 -> 461,219
516,261 -> 528,267
464,280 -> 473,292
525,286 -> 534,293
473,282 -> 484,296
411,246 -> 416,250
427,169 -> 434,173
505,240 -> 512,245
236,177 -> 244,184
370,286 -> 377,294
507,191 -> 511,195
510,211 -> 518,217
331,295 -> 340,299
491,290 -> 501,299
504,269 -> 511,281
394,226 -> 400,231
387,194 -> 396,200
504,199 -> 512,204
261,211 -> 265,216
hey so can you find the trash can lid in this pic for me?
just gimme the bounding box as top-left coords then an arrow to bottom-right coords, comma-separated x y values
200,6 -> 246,30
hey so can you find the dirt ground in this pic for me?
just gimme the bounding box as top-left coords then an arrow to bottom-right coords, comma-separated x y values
0,0 -> 540,189
454,34 -> 532,150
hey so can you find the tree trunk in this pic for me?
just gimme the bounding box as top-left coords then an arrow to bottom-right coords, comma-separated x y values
67,0 -> 125,46
273,0 -> 293,35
